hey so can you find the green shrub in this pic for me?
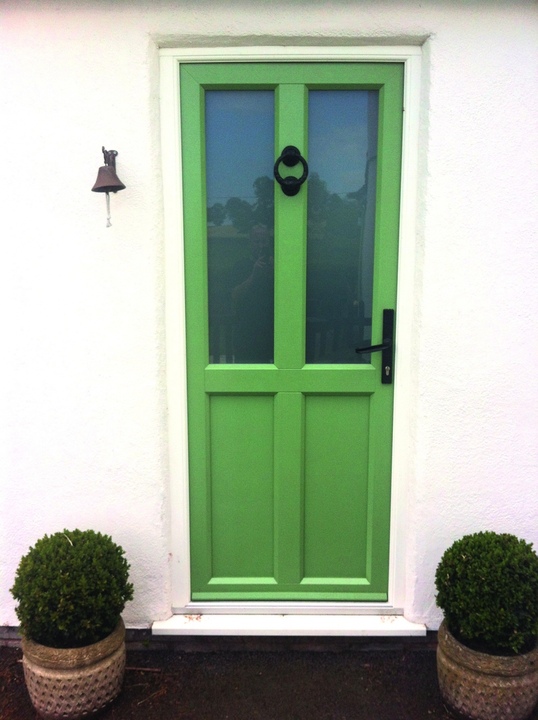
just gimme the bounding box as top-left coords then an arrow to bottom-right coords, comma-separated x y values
11,529 -> 134,648
435,531 -> 538,654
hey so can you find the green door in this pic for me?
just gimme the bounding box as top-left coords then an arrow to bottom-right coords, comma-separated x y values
181,63 -> 403,602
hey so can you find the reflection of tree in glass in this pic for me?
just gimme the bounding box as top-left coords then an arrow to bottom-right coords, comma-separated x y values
207,171 -> 364,238
207,202 -> 226,227
224,197 -> 254,235
207,175 -> 275,235
252,176 -> 274,229
307,172 -> 362,251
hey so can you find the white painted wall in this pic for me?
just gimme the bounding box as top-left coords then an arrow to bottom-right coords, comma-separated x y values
1,0 -> 537,631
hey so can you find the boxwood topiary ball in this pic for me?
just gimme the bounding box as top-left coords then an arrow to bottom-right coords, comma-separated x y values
435,531 -> 538,654
11,529 -> 134,648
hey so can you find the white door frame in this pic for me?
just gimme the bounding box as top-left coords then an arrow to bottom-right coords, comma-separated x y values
159,45 -> 422,619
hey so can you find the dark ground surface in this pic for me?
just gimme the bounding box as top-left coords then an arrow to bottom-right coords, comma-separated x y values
2,638 -> 538,720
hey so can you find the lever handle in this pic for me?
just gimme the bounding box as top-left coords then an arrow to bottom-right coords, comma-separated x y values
356,309 -> 395,384
274,146 -> 309,196
355,340 -> 392,353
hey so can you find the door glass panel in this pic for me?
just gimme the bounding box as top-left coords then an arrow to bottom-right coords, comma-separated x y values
206,91 -> 275,364
306,90 -> 379,364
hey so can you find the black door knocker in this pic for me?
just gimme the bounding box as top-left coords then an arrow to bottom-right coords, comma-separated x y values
274,146 -> 309,197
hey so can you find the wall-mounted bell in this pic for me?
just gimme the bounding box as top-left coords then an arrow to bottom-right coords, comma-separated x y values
92,147 -> 126,226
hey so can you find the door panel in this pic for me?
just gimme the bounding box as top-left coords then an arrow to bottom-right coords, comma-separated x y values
303,394 -> 370,580
181,63 -> 403,602
209,395 -> 275,581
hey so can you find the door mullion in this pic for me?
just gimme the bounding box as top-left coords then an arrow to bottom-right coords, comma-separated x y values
274,84 -> 308,370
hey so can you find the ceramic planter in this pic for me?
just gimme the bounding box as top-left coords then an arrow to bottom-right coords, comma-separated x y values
437,620 -> 538,720
21,618 -> 126,720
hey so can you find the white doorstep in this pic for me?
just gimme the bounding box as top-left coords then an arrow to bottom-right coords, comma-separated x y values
152,614 -> 426,637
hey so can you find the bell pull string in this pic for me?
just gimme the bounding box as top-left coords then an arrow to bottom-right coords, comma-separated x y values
106,192 -> 112,227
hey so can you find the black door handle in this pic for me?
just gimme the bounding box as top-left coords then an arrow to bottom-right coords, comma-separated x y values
274,146 -> 309,196
355,340 -> 392,353
356,309 -> 395,384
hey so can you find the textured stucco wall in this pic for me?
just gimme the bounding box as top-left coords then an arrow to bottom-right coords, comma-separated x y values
1,0 -> 537,630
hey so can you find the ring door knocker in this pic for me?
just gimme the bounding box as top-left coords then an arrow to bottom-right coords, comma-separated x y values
274,145 -> 309,197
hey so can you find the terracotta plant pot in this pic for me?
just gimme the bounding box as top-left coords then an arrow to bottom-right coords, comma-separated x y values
437,620 -> 538,720
21,619 -> 126,720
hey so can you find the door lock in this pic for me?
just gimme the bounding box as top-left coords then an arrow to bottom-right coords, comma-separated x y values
356,309 -> 395,384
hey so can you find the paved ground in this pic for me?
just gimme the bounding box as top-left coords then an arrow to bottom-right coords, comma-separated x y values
2,640 -> 538,720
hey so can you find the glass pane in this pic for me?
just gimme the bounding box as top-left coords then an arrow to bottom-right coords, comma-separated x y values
306,90 -> 378,364
206,91 -> 275,364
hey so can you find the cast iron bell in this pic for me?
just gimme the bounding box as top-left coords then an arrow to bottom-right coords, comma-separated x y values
92,147 -> 125,227
92,147 -> 126,193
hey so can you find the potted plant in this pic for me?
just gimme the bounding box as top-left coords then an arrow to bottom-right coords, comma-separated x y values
435,531 -> 538,720
10,529 -> 134,720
